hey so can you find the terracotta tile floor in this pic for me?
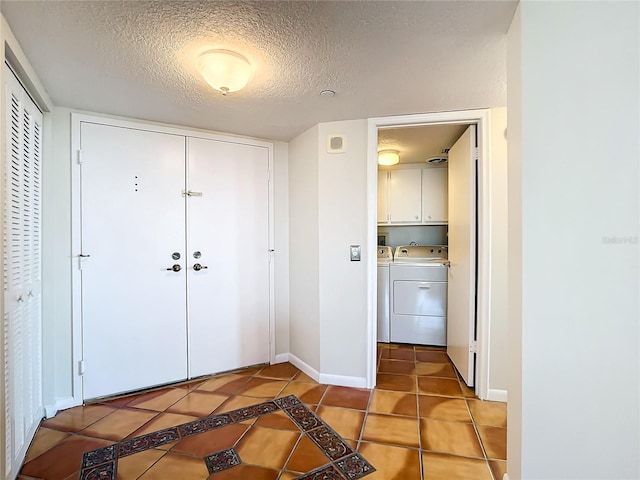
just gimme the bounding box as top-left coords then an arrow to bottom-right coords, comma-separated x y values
19,343 -> 507,480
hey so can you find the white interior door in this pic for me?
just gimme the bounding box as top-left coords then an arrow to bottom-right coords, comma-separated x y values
81,123 -> 188,399
447,125 -> 477,387
186,137 -> 270,377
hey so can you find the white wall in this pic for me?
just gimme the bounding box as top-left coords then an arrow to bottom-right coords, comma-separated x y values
273,141 -> 290,356
288,125 -> 321,371
318,120 -> 368,381
508,2 -> 639,479
506,6 -> 523,476
488,107 -> 508,394
42,107 -> 75,408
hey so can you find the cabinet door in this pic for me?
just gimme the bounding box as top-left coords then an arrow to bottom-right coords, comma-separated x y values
377,171 -> 389,223
389,169 -> 422,223
422,167 -> 448,223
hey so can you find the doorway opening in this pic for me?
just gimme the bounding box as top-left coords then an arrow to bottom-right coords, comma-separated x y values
366,110 -> 492,400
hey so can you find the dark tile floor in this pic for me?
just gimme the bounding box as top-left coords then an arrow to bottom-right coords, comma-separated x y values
18,343 -> 507,479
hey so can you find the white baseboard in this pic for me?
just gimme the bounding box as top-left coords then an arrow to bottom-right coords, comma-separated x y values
273,353 -> 290,364
487,388 -> 508,403
319,373 -> 367,389
44,396 -> 78,418
287,353 -> 321,383
286,353 -> 367,388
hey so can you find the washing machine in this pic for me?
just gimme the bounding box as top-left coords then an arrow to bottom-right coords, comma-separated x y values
390,245 -> 448,346
377,246 -> 393,343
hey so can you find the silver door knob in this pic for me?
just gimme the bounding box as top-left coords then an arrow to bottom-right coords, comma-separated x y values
166,264 -> 181,272
193,263 -> 208,271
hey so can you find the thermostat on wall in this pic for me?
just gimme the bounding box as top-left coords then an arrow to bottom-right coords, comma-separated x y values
327,134 -> 346,153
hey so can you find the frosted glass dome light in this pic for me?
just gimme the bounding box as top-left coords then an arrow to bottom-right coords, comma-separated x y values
196,50 -> 252,95
378,149 -> 400,166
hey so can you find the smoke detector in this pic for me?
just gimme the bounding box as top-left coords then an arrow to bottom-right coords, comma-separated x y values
426,155 -> 448,164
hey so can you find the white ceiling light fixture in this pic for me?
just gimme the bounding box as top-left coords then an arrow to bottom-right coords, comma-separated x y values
196,49 -> 252,95
378,149 -> 400,166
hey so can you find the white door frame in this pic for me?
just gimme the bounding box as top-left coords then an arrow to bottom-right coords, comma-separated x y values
70,113 -> 275,406
366,109 -> 492,400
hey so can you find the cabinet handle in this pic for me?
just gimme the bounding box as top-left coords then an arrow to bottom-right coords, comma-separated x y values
418,283 -> 431,289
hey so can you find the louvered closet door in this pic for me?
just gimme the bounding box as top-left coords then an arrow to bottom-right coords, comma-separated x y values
186,137 -> 270,377
3,64 -> 43,478
80,123 -> 188,399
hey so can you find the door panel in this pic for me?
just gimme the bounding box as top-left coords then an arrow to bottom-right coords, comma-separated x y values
187,137 -> 270,377
81,123 -> 188,399
447,125 -> 477,387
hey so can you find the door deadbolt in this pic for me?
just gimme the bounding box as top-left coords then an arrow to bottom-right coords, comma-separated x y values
171,252 -> 181,260
166,264 -> 181,272
193,251 -> 201,259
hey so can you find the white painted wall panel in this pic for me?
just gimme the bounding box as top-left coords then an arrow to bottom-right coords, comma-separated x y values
318,120 -> 368,380
509,3 -> 639,478
288,126 -> 321,371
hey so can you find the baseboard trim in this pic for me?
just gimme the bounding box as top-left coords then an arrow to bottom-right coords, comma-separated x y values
273,353 -> 290,364
44,396 -> 78,419
287,353 -> 321,383
319,373 -> 367,389
487,388 -> 508,403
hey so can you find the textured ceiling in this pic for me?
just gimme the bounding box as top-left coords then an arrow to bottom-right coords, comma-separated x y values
1,0 -> 517,141
379,124 -> 468,165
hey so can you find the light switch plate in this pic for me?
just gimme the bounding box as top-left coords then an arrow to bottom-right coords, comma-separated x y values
350,245 -> 361,261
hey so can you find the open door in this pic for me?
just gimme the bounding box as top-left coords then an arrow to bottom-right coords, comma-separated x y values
447,125 -> 477,387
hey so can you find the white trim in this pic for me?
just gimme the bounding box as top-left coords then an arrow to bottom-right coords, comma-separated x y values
70,118 -> 83,407
70,112 -> 276,404
487,388 -> 508,403
319,373 -> 368,389
366,109 -> 492,400
1,15 -> 53,112
273,353 -> 289,364
287,353 -> 320,383
44,396 -> 77,419
267,143 -> 276,365
287,353 -> 367,388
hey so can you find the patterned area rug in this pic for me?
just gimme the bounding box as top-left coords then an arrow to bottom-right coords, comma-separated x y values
79,394 -> 375,479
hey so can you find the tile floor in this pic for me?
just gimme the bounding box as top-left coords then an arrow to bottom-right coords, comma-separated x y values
19,343 -> 507,480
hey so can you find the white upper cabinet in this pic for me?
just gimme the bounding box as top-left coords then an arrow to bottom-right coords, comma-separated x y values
378,166 -> 448,225
388,169 -> 422,223
377,171 -> 389,223
422,167 -> 448,223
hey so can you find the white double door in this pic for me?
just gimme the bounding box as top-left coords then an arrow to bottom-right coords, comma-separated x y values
80,122 -> 270,399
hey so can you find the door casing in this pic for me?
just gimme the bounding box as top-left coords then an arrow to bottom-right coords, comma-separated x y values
70,113 -> 276,407
366,109 -> 492,400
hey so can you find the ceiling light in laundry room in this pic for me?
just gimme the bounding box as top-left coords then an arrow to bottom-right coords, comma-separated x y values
378,149 -> 400,166
196,49 -> 253,95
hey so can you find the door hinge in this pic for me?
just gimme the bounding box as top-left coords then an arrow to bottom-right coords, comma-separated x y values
474,147 -> 479,162
78,360 -> 85,375
77,149 -> 83,165
268,249 -> 275,262
470,340 -> 478,354
78,253 -> 91,270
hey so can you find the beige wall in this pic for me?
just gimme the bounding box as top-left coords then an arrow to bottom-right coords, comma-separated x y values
488,107 -> 508,393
